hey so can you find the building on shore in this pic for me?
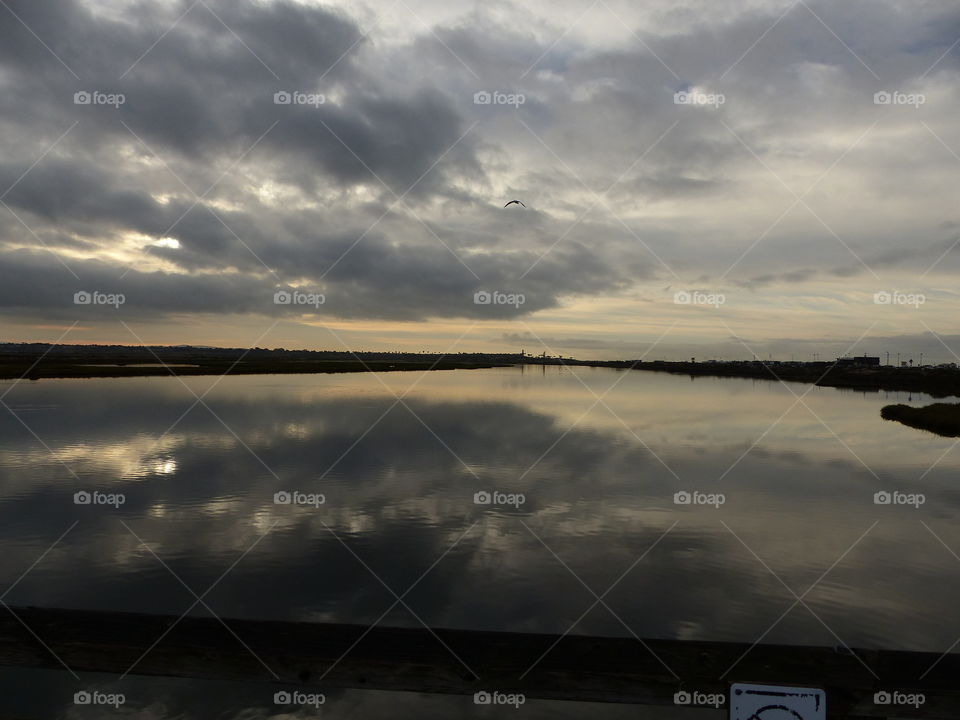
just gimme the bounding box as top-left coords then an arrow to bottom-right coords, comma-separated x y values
835,356 -> 881,367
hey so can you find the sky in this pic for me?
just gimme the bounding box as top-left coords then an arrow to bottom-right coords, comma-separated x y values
1,0 -> 960,361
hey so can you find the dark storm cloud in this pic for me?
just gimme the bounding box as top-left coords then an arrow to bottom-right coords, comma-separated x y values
0,159 -> 165,231
0,0 -> 654,323
0,0 -> 476,195
0,240 -> 640,322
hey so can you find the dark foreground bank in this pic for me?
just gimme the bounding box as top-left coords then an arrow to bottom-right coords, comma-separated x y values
2,605 -> 959,716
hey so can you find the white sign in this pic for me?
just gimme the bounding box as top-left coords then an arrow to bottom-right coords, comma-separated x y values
730,682 -> 825,719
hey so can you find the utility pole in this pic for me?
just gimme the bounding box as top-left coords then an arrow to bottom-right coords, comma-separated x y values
920,353 -> 923,366
885,351 -> 890,366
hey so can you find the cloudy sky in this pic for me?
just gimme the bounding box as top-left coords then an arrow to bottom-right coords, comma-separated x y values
2,0 -> 960,361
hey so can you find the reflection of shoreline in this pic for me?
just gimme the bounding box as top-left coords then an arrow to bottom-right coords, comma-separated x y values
882,403 -> 960,437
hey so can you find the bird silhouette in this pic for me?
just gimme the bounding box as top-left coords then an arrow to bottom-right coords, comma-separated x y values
504,200 -> 525,208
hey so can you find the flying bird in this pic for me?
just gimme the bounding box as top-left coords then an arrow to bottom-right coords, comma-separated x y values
504,200 -> 525,208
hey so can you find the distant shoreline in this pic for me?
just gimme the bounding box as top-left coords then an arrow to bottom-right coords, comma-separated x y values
3,343 -> 960,397
0,344 -> 519,380
0,358 -> 510,380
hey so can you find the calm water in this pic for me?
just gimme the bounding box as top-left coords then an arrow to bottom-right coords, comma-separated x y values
1,366 -> 957,717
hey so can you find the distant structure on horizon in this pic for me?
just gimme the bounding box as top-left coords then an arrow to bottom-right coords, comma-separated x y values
835,356 -> 881,367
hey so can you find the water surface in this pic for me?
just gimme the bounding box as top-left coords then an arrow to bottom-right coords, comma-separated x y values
1,366 -> 957,716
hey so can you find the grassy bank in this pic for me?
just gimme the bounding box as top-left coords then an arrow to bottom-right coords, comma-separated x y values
881,403 -> 960,437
